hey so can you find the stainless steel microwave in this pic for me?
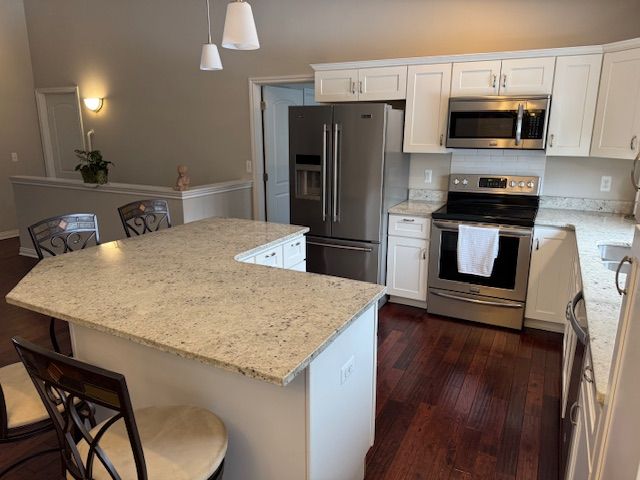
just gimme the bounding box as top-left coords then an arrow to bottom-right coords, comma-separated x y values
446,95 -> 551,150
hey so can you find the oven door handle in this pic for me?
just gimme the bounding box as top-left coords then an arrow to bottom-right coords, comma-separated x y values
432,220 -> 532,237
431,290 -> 524,309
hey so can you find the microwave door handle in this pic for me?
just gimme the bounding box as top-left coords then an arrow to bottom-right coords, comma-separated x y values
322,124 -> 328,221
515,103 -> 524,146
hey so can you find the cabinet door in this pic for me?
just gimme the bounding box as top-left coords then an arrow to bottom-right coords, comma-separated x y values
547,54 -> 603,157
358,66 -> 407,101
403,63 -> 452,153
314,69 -> 358,102
499,57 -> 556,95
591,48 -> 640,159
386,236 -> 428,301
566,392 -> 591,480
525,227 -> 575,324
255,245 -> 284,268
451,60 -> 501,96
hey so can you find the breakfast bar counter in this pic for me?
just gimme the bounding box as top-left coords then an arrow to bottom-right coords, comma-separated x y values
6,217 -> 385,480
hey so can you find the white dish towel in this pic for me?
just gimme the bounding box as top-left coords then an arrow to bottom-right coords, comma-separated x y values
457,224 -> 500,277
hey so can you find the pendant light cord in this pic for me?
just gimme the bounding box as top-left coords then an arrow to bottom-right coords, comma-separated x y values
206,0 -> 212,44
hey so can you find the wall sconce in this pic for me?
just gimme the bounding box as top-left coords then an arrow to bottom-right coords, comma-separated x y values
83,98 -> 103,112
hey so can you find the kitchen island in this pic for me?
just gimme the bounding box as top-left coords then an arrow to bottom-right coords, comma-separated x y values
6,218 -> 386,480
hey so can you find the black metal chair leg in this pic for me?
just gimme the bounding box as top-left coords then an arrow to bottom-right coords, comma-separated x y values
0,447 -> 60,478
49,317 -> 61,354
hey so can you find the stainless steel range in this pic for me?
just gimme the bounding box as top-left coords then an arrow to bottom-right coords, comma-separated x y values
428,174 -> 541,330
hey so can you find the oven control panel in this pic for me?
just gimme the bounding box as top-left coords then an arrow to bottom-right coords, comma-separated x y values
449,174 -> 541,195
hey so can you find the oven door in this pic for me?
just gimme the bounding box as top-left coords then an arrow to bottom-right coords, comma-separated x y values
428,219 -> 533,301
446,97 -> 549,149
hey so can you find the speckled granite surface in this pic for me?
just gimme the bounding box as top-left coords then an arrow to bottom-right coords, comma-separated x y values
388,200 -> 444,218
540,196 -> 634,215
536,208 -> 635,403
6,218 -> 385,386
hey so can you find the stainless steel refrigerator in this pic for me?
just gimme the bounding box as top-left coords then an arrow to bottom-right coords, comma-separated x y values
289,103 -> 409,284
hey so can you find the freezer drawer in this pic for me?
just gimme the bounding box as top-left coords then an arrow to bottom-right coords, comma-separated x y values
306,236 -> 380,284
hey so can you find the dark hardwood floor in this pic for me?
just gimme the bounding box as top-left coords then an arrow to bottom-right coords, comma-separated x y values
0,236 -> 561,479
365,303 -> 561,480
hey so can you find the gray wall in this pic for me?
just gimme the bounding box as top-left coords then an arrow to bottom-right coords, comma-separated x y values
21,0 -> 640,192
0,0 -> 44,233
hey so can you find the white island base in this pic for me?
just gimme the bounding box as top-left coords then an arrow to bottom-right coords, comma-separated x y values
70,303 -> 378,480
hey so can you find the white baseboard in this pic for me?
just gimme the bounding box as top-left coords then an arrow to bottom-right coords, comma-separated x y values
524,318 -> 565,333
19,246 -> 38,258
0,229 -> 18,240
388,296 -> 428,309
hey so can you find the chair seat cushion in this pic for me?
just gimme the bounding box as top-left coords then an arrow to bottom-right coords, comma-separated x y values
72,406 -> 227,480
0,362 -> 50,429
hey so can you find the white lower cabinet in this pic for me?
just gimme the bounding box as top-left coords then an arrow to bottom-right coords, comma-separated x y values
239,235 -> 306,272
526,227 -> 577,325
567,387 -> 591,480
386,236 -> 428,301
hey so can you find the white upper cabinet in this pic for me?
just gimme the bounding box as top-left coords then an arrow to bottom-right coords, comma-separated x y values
403,63 -> 452,153
315,66 -> 407,102
547,54 -> 603,157
358,66 -> 407,101
451,60 -> 501,96
451,57 -> 555,96
500,57 -> 556,95
591,48 -> 640,159
314,69 -> 359,102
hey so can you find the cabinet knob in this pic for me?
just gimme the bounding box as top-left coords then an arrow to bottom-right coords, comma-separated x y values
440,134 -> 444,146
549,134 -> 554,148
491,73 -> 497,88
501,73 -> 507,89
631,135 -> 638,151
351,81 -> 356,95
569,402 -> 580,426
359,81 -> 363,95
402,218 -> 415,223
583,366 -> 594,383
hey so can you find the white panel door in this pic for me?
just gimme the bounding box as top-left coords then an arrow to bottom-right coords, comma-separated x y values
37,89 -> 85,178
547,54 -> 603,157
591,48 -> 640,159
525,227 -> 575,324
314,69 -> 358,102
358,66 -> 408,101
403,63 -> 452,153
566,390 -> 590,480
263,86 -> 303,224
386,235 -> 428,301
451,60 -> 501,96
499,57 -> 556,95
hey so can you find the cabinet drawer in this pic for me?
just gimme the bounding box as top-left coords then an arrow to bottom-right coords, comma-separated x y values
389,215 -> 430,239
255,245 -> 284,268
283,236 -> 306,269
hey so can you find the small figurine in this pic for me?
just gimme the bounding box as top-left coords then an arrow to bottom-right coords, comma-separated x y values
174,165 -> 190,191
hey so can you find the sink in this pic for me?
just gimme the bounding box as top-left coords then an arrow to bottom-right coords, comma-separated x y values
598,243 -> 632,274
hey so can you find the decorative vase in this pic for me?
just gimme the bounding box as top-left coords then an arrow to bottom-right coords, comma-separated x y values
80,168 -> 109,185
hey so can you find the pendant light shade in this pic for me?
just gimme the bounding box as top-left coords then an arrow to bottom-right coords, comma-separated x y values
200,43 -> 223,70
222,1 -> 259,50
200,0 -> 223,71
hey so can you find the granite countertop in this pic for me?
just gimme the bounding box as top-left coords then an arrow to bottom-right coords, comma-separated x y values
388,200 -> 445,218
536,208 -> 635,403
6,218 -> 385,386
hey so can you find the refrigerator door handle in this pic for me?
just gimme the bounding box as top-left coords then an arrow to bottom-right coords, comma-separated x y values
333,123 -> 341,222
322,124 -> 329,221
307,241 -> 373,253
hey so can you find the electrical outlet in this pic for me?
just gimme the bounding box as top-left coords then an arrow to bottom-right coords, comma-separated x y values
10,152 -> 18,163
246,161 -> 252,173
600,175 -> 612,192
340,356 -> 355,385
424,169 -> 433,184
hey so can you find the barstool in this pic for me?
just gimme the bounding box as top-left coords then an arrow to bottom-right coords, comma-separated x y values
117,199 -> 172,237
28,213 -> 101,354
13,337 -> 227,480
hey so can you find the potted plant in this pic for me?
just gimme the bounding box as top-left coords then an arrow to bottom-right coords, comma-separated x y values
74,149 -> 113,185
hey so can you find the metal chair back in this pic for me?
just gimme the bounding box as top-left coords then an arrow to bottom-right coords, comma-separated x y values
28,214 -> 101,259
12,337 -> 148,480
117,199 -> 172,237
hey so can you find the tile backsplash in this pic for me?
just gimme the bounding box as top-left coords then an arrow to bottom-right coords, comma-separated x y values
449,150 -> 546,180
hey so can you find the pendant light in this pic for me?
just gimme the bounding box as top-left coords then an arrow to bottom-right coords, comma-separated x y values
200,0 -> 223,70
221,0 -> 259,50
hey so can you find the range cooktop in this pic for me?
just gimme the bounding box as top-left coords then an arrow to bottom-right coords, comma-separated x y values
432,174 -> 541,228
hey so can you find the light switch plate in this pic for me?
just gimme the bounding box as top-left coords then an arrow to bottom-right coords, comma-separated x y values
600,176 -> 612,192
10,152 -> 18,163
424,169 -> 432,184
